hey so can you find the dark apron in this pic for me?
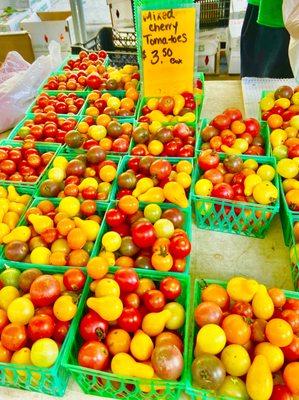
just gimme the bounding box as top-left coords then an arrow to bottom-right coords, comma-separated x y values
240,4 -> 293,78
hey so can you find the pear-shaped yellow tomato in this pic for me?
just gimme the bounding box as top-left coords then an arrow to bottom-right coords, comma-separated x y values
246,355 -> 273,400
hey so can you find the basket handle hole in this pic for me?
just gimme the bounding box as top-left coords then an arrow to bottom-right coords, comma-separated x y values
116,9 -> 120,19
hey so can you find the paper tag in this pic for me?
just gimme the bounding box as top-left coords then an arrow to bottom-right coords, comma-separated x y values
141,7 -> 196,97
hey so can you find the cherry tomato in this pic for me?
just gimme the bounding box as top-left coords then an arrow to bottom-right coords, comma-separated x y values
169,234 -> 191,258
198,150 -> 220,171
159,277 -> 182,300
132,221 -> 157,248
143,290 -> 166,312
282,335 -> 299,361
231,302 -> 253,319
114,268 -> 139,293
282,309 -> 299,334
270,385 -> 293,400
52,320 -> 70,343
122,293 -> 140,309
222,314 -> 251,345
106,208 -> 126,227
63,268 -> 86,291
28,314 -> 55,342
79,310 -> 109,341
30,275 -> 61,307
117,307 -> 141,333
1,323 -> 27,351
78,341 -> 109,370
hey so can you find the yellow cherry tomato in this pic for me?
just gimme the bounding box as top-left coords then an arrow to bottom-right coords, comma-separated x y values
148,140 -> 163,156
102,231 -> 122,252
221,344 -> 251,376
256,165 -> 276,181
254,342 -> 284,372
196,324 -> 226,355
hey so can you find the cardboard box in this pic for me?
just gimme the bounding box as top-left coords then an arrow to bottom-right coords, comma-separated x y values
107,0 -> 134,29
0,31 -> 34,62
20,11 -> 74,57
0,0 -> 50,32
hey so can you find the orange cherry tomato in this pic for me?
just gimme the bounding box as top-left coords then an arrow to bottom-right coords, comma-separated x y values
201,284 -> 230,311
283,362 -> 299,395
222,314 -> 251,345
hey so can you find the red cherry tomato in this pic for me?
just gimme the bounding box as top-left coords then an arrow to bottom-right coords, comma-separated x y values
79,310 -> 109,342
231,302 -> 253,318
143,290 -> 166,312
132,221 -> 156,248
1,323 -> 27,351
114,268 -> 139,293
78,341 -> 109,370
63,269 -> 86,291
270,385 -> 293,400
169,234 -> 191,259
52,320 -> 70,343
28,314 -> 55,342
198,150 -> 220,171
106,208 -> 126,228
159,277 -> 182,300
117,307 -> 142,333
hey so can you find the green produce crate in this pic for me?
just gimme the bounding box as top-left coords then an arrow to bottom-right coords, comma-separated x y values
196,118 -> 271,157
0,140 -> 61,192
0,261 -> 90,397
186,278 -> 299,400
1,197 -> 108,271
37,72 -> 90,93
113,155 -> 195,207
56,53 -> 110,73
92,200 -> 192,278
35,149 -> 122,203
7,114 -> 80,143
62,115 -> 133,155
290,216 -> 299,291
0,182 -> 35,257
137,96 -> 200,126
279,177 -> 298,247
62,271 -> 190,400
81,90 -> 141,123
129,120 -> 201,158
26,91 -> 89,116
191,154 -> 280,238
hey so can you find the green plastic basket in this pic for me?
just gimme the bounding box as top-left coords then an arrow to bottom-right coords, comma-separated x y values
92,200 -> 192,278
129,120 -> 200,158
7,114 -> 80,143
113,155 -> 195,207
35,149 -> 122,203
1,197 -> 109,271
196,119 -> 271,157
26,91 -> 89,116
56,53 -> 110,73
62,115 -> 133,155
278,177 -> 298,247
0,261 -> 90,397
289,216 -> 299,291
0,140 -> 60,192
186,278 -> 299,400
191,154 -> 280,238
62,271 -> 190,400
81,91 -> 141,123
137,96 -> 200,126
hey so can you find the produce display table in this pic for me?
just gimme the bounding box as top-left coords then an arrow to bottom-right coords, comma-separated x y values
1,80 -> 293,400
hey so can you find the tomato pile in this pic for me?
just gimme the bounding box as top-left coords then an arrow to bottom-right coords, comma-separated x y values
116,157 -> 192,208
201,109 -> 264,156
0,143 -> 55,183
39,149 -> 118,201
130,122 -> 196,157
0,267 -> 85,370
260,86 -> 299,161
85,89 -> 139,118
43,71 -> 89,91
4,197 -> 102,267
0,185 -> 31,244
191,277 -> 299,399
77,269 -> 185,382
62,50 -> 107,72
96,199 -> 191,273
12,113 -> 77,144
31,92 -> 85,115
67,116 -> 133,153
139,93 -> 196,124
195,152 -> 278,206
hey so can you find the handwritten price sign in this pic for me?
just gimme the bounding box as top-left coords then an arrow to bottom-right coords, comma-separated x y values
141,7 -> 196,97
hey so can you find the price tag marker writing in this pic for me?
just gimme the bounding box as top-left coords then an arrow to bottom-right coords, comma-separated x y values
141,7 -> 196,97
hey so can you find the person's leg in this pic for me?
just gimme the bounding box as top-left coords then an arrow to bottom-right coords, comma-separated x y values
255,26 -> 293,78
241,4 -> 260,77
241,4 -> 293,78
